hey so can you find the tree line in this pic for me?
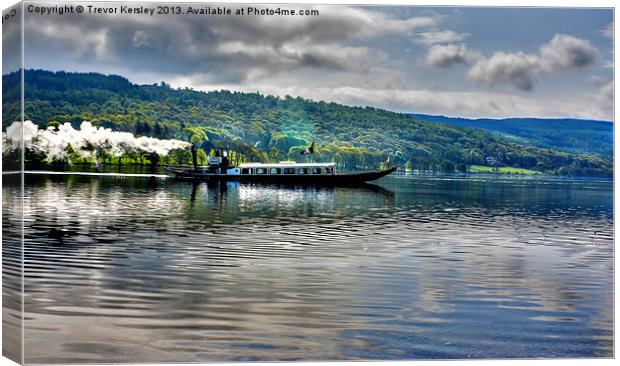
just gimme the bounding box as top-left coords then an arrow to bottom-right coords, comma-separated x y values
1,69 -> 612,177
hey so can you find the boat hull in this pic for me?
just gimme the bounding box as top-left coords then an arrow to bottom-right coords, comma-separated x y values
165,166 -> 397,185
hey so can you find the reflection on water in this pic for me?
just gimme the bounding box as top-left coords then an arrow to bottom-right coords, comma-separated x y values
2,174 -> 23,362
8,174 -> 613,362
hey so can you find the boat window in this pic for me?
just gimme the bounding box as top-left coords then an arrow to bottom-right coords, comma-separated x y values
283,168 -> 295,174
255,168 -> 268,174
326,167 -> 333,174
312,167 -> 322,174
298,168 -> 309,174
270,168 -> 281,174
241,168 -> 251,175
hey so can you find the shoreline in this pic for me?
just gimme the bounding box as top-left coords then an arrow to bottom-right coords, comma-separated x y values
8,170 -> 612,182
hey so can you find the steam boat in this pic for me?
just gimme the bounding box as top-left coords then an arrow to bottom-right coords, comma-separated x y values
165,151 -> 396,185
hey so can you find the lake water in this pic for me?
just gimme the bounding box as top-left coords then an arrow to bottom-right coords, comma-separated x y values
3,173 -> 614,362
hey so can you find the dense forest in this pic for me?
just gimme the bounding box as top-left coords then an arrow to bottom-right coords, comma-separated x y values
2,70 -> 613,176
411,114 -> 613,160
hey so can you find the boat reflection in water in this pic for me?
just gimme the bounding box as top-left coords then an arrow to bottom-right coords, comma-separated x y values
185,179 -> 397,225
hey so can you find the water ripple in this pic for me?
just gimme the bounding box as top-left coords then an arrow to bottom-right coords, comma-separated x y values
4,174 -> 612,362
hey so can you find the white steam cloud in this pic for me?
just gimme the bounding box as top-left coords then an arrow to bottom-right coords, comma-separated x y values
2,121 -> 190,161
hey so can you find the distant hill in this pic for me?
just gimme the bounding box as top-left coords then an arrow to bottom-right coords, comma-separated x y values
410,114 -> 613,160
1,70 -> 612,176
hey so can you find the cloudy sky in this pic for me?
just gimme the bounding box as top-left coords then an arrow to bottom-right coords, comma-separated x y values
13,2 -> 615,119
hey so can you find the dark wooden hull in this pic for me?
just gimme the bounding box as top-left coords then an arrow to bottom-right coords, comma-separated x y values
165,166 -> 397,185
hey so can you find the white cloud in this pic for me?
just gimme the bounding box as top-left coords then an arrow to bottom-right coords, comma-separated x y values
601,22 -> 613,40
414,30 -> 469,45
131,31 -> 152,48
599,23 -> 613,69
178,79 -> 612,121
426,44 -> 481,68
466,34 -> 600,91
378,15 -> 437,34
600,81 -> 613,101
539,34 -> 600,72
466,51 -> 540,91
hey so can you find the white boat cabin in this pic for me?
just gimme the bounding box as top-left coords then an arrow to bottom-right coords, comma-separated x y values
232,162 -> 336,176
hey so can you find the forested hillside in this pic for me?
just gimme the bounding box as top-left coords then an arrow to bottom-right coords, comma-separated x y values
411,114 -> 613,160
2,70 -> 612,176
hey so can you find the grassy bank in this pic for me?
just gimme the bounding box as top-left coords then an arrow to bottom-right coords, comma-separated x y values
469,165 -> 542,175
